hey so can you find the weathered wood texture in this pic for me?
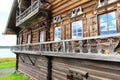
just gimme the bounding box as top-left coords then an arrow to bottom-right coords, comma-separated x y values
52,57 -> 120,80
17,54 -> 48,80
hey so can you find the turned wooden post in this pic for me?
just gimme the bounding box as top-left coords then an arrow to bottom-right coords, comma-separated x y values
96,39 -> 102,54
79,40 -> 83,53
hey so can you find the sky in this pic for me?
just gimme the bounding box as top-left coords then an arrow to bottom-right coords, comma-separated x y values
0,0 -> 16,46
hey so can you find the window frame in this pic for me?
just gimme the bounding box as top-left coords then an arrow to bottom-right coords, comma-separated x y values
71,20 -> 83,39
54,26 -> 61,41
98,11 -> 118,35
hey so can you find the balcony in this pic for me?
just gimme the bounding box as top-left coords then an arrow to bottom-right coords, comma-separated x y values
11,33 -> 120,62
16,1 -> 50,26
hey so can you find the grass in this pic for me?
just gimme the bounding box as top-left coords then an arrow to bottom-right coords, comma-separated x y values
0,58 -> 16,69
0,73 -> 29,80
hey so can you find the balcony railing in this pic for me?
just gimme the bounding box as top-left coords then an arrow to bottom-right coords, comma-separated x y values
12,33 -> 120,54
16,1 -> 39,23
11,34 -> 120,62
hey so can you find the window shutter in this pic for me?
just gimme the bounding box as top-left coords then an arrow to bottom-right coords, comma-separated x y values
90,16 -> 98,36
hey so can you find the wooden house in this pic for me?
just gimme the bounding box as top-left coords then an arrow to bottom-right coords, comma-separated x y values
5,0 -> 120,80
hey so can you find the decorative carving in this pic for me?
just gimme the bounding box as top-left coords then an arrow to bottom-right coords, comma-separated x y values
53,15 -> 62,23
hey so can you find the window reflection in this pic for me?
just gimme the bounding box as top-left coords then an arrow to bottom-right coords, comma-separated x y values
72,20 -> 82,39
54,27 -> 61,41
99,11 -> 117,35
40,31 -> 44,42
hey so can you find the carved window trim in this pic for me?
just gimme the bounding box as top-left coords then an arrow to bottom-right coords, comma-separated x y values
53,15 -> 62,23
97,0 -> 119,8
71,6 -> 83,18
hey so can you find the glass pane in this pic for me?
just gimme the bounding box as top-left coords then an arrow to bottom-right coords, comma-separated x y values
108,20 -> 116,28
78,33 -> 82,37
40,31 -> 44,42
100,29 -> 108,35
100,14 -> 107,22
108,12 -> 116,20
54,27 -> 61,41
100,22 -> 107,30
109,28 -> 117,34
72,33 -> 76,38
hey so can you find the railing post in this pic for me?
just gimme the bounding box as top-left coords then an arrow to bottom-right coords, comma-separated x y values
96,39 -> 102,54
63,41 -> 66,53
66,41 -> 69,53
108,38 -> 114,54
48,43 -> 50,52
72,41 -> 75,53
87,40 -> 91,53
79,40 -> 83,53
56,43 -> 58,52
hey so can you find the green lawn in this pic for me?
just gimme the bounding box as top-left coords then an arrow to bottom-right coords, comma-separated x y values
0,61 -> 16,69
0,58 -> 16,69
0,73 -> 29,80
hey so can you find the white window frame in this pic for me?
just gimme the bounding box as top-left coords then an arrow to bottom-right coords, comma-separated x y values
40,31 -> 44,42
99,11 -> 117,35
54,27 -> 61,41
71,20 -> 83,39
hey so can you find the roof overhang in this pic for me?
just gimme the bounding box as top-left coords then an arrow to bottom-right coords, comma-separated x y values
4,0 -> 18,35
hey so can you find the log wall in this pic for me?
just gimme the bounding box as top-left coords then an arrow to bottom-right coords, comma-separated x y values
52,57 -> 120,80
17,54 -> 48,80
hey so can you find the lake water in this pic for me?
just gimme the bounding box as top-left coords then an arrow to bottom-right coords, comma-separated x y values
0,48 -> 16,58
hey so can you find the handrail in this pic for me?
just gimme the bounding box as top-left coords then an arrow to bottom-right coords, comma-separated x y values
11,33 -> 120,55
13,33 -> 120,46
16,1 -> 38,23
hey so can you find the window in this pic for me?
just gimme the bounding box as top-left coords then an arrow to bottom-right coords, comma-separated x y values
54,27 -> 61,41
19,35 -> 22,44
27,34 -> 31,44
72,20 -> 83,39
99,11 -> 117,35
40,31 -> 44,42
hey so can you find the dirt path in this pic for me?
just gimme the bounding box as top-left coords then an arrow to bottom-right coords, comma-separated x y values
0,68 -> 15,77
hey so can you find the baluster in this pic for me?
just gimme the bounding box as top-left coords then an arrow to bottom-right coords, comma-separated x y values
39,44 -> 42,52
48,43 -> 50,52
66,41 -> 69,53
87,40 -> 91,53
79,40 -> 83,53
56,43 -> 58,52
63,41 -> 65,53
108,38 -> 114,54
72,41 -> 75,53
60,42 -> 63,52
52,44 -> 55,52
45,44 -> 47,52
96,39 -> 102,54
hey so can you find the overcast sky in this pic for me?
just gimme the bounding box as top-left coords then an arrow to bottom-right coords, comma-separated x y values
0,0 -> 16,46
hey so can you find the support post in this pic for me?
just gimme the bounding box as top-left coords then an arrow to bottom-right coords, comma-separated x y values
46,57 -> 52,80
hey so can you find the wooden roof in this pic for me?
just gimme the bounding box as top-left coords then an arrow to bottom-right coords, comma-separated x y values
4,0 -> 18,34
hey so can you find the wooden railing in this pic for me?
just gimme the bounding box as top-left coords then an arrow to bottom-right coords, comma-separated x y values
11,33 -> 120,55
16,1 -> 39,23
